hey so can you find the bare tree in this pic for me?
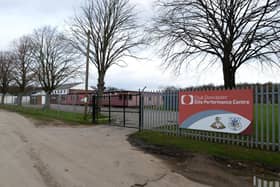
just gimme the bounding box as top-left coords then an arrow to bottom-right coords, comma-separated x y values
151,0 -> 280,89
30,26 -> 80,109
12,36 -> 34,106
69,0 -> 143,99
0,52 -> 14,104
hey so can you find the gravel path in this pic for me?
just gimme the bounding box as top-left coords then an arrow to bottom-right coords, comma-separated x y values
0,110 -> 207,187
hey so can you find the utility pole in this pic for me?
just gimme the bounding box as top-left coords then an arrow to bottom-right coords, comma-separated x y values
84,30 -> 90,120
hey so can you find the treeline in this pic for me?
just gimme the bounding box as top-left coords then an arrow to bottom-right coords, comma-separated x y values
0,0 -> 144,110
163,82 -> 279,91
0,27 -> 81,107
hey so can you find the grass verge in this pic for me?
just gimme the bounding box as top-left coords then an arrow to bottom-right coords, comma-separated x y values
131,131 -> 280,168
0,104 -> 92,125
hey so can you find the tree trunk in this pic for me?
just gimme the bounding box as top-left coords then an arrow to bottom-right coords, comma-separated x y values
96,72 -> 106,116
17,93 -> 23,106
44,92 -> 51,110
1,93 -> 5,104
18,87 -> 25,106
97,72 -> 105,97
222,64 -> 236,89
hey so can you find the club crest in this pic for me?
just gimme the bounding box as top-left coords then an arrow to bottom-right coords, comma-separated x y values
210,117 -> 226,129
228,117 -> 242,131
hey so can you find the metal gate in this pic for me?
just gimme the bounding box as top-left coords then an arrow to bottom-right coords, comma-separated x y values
92,92 -> 143,129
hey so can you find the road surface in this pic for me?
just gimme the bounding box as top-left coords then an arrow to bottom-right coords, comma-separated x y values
0,110 -> 207,187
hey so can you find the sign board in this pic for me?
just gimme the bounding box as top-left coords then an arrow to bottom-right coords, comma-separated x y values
179,89 -> 253,135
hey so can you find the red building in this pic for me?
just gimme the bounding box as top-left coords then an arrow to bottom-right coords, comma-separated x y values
101,91 -> 140,107
50,83 -> 95,105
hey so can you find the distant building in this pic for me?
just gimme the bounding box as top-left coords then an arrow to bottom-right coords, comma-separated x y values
101,90 -> 163,107
30,90 -> 46,105
102,90 -> 140,107
0,93 -> 17,104
52,83 -> 95,95
31,83 -> 95,105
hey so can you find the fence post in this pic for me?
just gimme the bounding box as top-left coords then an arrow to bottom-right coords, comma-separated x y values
266,84 -> 270,150
255,85 -> 258,149
260,85 -> 264,149
109,94 -> 111,123
92,95 -> 96,123
272,84 -> 275,151
278,84 -> 280,151
139,92 -> 142,132
123,95 -> 126,127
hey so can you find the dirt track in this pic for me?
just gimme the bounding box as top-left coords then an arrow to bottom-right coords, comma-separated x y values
0,110 -> 207,187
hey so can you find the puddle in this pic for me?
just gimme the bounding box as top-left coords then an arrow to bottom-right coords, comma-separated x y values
253,176 -> 280,187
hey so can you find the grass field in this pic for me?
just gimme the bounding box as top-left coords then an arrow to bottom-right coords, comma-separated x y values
132,131 -> 280,168
0,104 -> 93,124
255,104 -> 280,144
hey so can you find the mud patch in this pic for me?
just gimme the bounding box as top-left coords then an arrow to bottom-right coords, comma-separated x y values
13,130 -> 28,143
130,173 -> 167,187
128,135 -> 280,187
28,147 -> 62,187
29,118 -> 89,128
32,119 -> 69,127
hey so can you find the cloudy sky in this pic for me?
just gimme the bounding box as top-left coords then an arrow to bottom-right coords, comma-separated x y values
0,0 -> 279,90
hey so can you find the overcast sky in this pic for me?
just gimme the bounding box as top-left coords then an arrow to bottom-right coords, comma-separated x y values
0,0 -> 279,90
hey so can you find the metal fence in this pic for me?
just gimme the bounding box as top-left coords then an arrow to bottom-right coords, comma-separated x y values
0,95 -> 29,105
49,94 -> 94,114
141,85 -> 280,152
2,94 -> 95,115
92,93 -> 141,129
253,176 -> 280,187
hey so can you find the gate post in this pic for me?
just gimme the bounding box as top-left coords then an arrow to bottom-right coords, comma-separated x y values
139,92 -> 143,131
